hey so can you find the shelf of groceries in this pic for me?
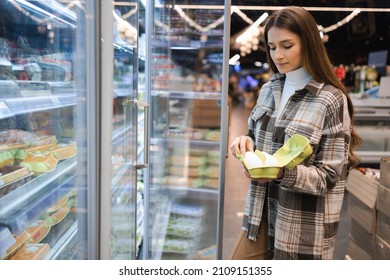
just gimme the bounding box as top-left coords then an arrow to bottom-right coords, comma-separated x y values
147,135 -> 220,259
150,88 -> 222,193
146,85 -> 222,259
0,81 -> 77,259
0,91 -> 144,259
0,153 -> 77,260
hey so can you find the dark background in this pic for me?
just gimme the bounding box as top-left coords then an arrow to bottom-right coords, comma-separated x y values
230,0 -> 390,68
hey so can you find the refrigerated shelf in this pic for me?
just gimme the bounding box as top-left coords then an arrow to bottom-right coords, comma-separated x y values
0,94 -> 76,118
162,186 -> 218,197
151,90 -> 222,100
45,220 -> 78,260
0,174 -> 76,235
0,157 -> 76,219
158,138 -> 220,148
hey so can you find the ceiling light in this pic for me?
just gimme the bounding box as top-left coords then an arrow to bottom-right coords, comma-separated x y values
236,13 -> 268,43
229,54 -> 240,65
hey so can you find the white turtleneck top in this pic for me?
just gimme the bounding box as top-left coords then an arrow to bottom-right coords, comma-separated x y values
278,67 -> 312,118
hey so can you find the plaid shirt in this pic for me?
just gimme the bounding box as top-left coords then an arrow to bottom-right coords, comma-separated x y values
242,72 -> 351,260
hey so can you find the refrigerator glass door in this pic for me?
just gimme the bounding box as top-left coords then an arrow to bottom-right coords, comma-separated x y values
102,0 -> 144,260
145,1 -> 228,260
0,0 -> 86,259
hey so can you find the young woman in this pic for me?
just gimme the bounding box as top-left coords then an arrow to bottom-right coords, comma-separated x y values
229,6 -> 362,260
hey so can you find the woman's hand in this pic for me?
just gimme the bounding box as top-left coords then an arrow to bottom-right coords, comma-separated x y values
230,135 -> 254,158
231,135 -> 285,183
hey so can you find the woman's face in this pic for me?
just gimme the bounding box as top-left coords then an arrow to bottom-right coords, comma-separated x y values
267,27 -> 303,74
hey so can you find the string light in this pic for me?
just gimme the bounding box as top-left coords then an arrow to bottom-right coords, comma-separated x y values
229,54 -> 240,65
319,8 -> 361,33
7,1 -> 374,61
236,13 -> 268,43
173,5 -> 225,33
171,5 -> 363,58
231,6 -> 254,25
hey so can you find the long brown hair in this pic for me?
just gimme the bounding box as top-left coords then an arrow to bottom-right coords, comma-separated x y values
264,6 -> 362,169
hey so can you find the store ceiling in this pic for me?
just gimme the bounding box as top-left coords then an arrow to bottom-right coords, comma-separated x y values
230,0 -> 390,68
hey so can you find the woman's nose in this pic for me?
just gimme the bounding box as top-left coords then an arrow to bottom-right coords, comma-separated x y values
274,49 -> 284,60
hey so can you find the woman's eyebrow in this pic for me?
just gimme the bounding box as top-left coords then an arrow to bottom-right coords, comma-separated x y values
267,38 -> 294,45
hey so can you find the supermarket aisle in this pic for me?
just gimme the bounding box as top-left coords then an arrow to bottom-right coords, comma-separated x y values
222,102 -> 350,260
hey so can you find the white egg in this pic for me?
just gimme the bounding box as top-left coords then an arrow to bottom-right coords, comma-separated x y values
260,152 -> 279,166
244,151 -> 263,168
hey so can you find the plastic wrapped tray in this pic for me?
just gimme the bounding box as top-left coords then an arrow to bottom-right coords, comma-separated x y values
0,166 -> 33,197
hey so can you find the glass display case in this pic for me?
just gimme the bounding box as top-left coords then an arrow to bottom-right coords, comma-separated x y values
0,0 -> 81,260
0,0 -> 230,260
143,0 -> 230,260
351,96 -> 390,165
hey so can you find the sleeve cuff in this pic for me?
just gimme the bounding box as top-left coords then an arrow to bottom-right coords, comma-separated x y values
275,167 -> 297,186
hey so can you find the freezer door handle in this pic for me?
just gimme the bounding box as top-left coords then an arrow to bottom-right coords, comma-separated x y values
135,99 -> 149,169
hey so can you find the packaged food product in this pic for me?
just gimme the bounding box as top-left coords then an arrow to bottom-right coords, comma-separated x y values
206,150 -> 220,166
0,130 -> 35,145
46,195 -> 69,213
30,135 -> 57,146
164,129 -> 205,140
11,243 -> 50,260
161,176 -> 190,187
0,165 -> 31,185
166,216 -> 201,237
162,239 -> 194,254
203,178 -> 219,189
202,165 -> 219,179
0,150 -> 14,167
168,165 -> 203,178
194,245 -> 216,260
0,143 -> 27,155
4,231 -> 30,259
0,130 -> 57,147
25,219 -> 51,244
204,130 -> 220,141
189,178 -> 205,188
67,188 -> 77,197
168,155 -> 207,167
20,152 -> 58,174
49,206 -> 70,226
0,166 -> 33,197
15,143 -> 56,162
170,147 -> 206,157
44,143 -> 77,160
